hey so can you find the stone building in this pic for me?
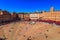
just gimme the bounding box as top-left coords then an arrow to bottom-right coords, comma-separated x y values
18,13 -> 24,21
0,7 -> 60,22
39,7 -> 60,21
0,10 -> 11,22
24,13 -> 30,21
17,7 -> 60,21
30,12 -> 39,21
0,10 -> 10,15
10,12 -> 18,21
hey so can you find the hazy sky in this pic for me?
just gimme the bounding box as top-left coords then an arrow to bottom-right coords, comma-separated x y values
0,0 -> 60,12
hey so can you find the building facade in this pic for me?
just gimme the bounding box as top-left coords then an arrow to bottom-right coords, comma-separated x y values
30,13 -> 39,21
0,7 -> 60,22
24,13 -> 30,21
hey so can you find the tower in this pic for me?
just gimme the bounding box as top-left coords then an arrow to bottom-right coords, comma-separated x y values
50,7 -> 54,12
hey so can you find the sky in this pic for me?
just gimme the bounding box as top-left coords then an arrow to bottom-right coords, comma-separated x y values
0,0 -> 60,13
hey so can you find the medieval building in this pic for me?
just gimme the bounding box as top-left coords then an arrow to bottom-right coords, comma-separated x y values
0,7 -> 60,23
0,7 -> 60,40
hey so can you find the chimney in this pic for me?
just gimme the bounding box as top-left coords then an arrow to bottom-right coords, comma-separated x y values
50,7 -> 54,12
